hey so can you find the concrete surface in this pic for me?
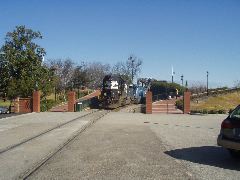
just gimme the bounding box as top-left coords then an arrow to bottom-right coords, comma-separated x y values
1,111 -> 239,180
29,112 -> 240,180
0,111 -> 102,179
0,112 -> 89,152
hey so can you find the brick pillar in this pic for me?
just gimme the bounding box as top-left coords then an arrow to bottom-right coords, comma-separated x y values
146,91 -> 152,114
184,91 -> 191,114
33,91 -> 40,112
68,91 -> 76,112
14,97 -> 20,113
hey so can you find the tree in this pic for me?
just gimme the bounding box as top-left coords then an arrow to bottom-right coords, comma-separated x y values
71,65 -> 89,88
86,62 -> 111,89
127,55 -> 142,83
112,61 -> 131,83
150,81 -> 183,99
112,55 -> 143,84
47,58 -> 75,92
1,25 -> 52,99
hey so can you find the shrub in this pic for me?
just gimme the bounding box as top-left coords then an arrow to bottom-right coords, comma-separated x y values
202,109 -> 208,114
175,99 -> 183,110
218,109 -> 226,114
41,99 -> 57,112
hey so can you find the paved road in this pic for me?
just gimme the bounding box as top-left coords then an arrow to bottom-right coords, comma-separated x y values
0,111 -> 102,179
148,114 -> 240,180
27,112 -> 240,180
29,112 -> 193,180
0,113 -> 19,119
1,111 -> 239,179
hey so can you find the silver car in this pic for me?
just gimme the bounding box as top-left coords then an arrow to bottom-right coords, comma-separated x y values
0,107 -> 10,114
217,105 -> 240,158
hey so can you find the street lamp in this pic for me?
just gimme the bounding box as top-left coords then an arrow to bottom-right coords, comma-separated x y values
129,56 -> 134,83
171,66 -> 175,83
181,75 -> 184,87
207,71 -> 209,96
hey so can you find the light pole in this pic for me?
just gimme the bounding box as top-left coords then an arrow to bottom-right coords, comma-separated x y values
171,66 -> 175,83
129,56 -> 134,83
207,71 -> 209,96
181,75 -> 184,87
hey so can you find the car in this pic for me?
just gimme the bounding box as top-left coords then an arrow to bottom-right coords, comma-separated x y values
0,106 -> 10,114
217,105 -> 240,158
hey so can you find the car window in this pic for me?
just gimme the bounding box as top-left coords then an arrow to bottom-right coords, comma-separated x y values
230,106 -> 240,119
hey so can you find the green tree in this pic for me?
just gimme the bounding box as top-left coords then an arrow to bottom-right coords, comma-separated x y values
71,65 -> 89,88
1,25 -> 52,99
150,81 -> 183,99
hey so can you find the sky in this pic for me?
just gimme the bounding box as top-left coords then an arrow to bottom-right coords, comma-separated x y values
0,0 -> 240,87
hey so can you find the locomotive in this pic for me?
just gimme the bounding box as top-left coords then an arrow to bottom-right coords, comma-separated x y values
99,74 -> 147,109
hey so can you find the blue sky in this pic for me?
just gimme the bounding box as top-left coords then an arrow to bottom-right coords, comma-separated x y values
0,0 -> 240,87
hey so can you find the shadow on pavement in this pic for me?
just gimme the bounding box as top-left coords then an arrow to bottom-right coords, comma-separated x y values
165,146 -> 240,171
0,113 -> 23,119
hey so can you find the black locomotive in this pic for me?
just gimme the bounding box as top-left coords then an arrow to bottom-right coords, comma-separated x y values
99,74 -> 147,109
99,74 -> 131,109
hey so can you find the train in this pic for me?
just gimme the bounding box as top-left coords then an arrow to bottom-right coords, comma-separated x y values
99,74 -> 148,109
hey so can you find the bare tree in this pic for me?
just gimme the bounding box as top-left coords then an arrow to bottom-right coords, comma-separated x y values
234,80 -> 240,88
127,55 -> 143,82
86,62 -> 111,89
46,58 -> 75,93
189,81 -> 207,94
112,55 -> 143,83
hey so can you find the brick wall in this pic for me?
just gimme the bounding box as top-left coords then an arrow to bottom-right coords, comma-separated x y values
19,98 -> 32,113
146,91 -> 152,114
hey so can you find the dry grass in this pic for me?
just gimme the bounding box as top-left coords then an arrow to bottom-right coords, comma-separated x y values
191,91 -> 240,111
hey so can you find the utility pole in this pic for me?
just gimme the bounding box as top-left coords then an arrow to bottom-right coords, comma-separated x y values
207,71 -> 209,96
171,66 -> 175,83
129,56 -> 134,83
181,75 -> 184,87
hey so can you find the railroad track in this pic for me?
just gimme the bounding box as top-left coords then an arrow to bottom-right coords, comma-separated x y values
18,110 -> 109,180
0,110 -> 99,155
2,106 -> 132,179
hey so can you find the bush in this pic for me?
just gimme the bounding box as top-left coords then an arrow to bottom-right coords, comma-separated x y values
218,109 -> 226,114
208,109 -> 218,114
41,99 -> 57,112
175,99 -> 183,110
202,109 -> 208,114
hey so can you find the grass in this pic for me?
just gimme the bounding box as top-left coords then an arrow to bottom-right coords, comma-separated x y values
191,91 -> 240,113
0,99 -> 11,107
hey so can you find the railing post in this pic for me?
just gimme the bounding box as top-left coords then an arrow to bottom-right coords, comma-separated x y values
68,91 -> 76,112
33,91 -> 40,113
146,91 -> 152,114
184,91 -> 191,114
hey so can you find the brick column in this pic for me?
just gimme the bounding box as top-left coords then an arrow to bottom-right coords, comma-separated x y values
146,91 -> 152,114
33,91 -> 40,112
184,91 -> 191,114
14,97 -> 20,113
68,91 -> 76,112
